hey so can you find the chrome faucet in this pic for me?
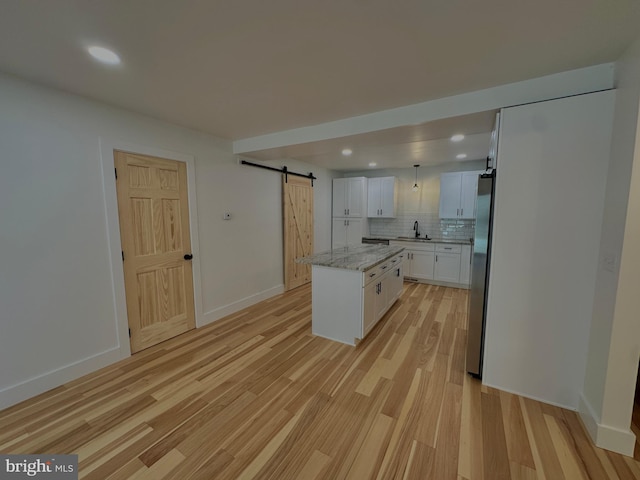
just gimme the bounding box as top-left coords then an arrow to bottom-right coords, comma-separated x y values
413,221 -> 420,238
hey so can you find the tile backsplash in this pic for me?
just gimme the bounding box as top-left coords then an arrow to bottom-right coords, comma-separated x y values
369,213 -> 475,241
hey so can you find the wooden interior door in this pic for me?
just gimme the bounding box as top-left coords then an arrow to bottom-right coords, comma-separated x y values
283,175 -> 313,291
114,150 -> 196,353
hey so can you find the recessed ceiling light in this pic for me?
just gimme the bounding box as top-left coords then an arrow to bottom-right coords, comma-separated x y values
87,46 -> 121,65
368,162 -> 377,167
451,134 -> 465,142
456,153 -> 467,159
341,148 -> 353,156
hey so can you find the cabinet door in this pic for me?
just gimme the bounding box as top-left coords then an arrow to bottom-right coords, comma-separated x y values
460,172 -> 479,219
459,245 -> 472,286
401,250 -> 412,277
411,250 -> 435,280
363,281 -> 377,335
347,177 -> 365,217
379,177 -> 396,217
346,218 -> 363,246
332,218 -> 348,248
376,278 -> 388,320
367,178 -> 381,217
332,178 -> 347,217
389,263 -> 404,302
434,253 -> 461,283
439,173 -> 462,218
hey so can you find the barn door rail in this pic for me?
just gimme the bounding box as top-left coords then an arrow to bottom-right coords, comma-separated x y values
240,159 -> 316,186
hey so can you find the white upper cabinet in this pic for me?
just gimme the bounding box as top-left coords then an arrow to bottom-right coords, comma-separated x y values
333,177 -> 367,217
439,171 -> 481,219
460,172 -> 479,219
439,173 -> 462,218
367,176 -> 396,218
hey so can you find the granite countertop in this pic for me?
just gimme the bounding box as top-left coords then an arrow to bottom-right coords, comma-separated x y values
364,236 -> 473,245
296,245 -> 405,272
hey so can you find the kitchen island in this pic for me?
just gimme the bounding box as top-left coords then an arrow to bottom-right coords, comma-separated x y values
297,244 -> 405,345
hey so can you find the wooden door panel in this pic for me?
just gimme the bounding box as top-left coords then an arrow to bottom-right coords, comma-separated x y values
128,164 -> 153,188
115,150 -> 195,353
283,176 -> 313,291
130,198 -> 155,256
138,271 -> 159,327
161,198 -> 183,252
158,168 -> 179,190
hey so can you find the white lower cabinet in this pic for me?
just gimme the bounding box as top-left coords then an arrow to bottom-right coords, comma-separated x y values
434,252 -> 461,283
390,240 -> 471,289
410,250 -> 435,280
434,244 -> 461,283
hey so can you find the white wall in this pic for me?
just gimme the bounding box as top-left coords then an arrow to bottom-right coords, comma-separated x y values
0,73 -> 334,409
483,91 -> 615,410
581,35 -> 640,456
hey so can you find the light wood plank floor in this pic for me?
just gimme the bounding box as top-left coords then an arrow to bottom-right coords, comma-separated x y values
1,283 -> 639,479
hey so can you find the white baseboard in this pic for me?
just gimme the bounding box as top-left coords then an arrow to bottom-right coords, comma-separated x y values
0,347 -> 123,411
0,286 -> 286,412
579,394 -> 636,456
403,277 -> 470,290
199,284 -> 285,327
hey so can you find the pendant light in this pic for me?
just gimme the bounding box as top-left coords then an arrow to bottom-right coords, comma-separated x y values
412,164 -> 420,192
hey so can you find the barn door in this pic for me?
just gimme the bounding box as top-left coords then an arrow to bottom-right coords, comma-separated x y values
283,175 -> 313,291
114,150 -> 196,353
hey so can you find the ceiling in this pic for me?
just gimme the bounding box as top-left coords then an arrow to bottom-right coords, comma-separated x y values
0,0 -> 638,169
244,110 -> 498,170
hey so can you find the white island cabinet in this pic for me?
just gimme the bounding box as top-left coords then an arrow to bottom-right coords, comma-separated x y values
297,245 -> 404,345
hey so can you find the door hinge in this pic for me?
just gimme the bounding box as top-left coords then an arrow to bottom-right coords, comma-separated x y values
114,167 -> 118,179
121,251 -> 124,261
128,328 -> 131,338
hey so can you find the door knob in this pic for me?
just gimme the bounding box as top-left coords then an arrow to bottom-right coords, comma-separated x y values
184,254 -> 193,260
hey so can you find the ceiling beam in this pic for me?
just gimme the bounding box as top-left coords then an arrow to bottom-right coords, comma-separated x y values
234,63 -> 614,154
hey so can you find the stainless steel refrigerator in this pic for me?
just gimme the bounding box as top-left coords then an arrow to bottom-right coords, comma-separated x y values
466,170 -> 496,378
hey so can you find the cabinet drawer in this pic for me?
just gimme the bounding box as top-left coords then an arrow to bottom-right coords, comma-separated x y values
435,244 -> 461,253
388,253 -> 404,268
363,254 -> 403,286
364,268 -> 380,286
